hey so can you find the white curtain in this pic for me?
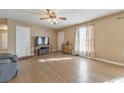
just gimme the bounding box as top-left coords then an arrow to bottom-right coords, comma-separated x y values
74,25 -> 80,55
74,24 -> 95,58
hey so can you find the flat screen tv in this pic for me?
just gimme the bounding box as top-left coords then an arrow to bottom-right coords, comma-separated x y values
35,36 -> 49,45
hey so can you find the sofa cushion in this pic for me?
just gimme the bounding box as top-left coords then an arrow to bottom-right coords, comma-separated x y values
0,59 -> 11,64
0,54 -> 18,62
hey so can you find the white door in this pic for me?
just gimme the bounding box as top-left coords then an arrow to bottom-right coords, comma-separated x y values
16,26 -> 31,57
58,32 -> 64,50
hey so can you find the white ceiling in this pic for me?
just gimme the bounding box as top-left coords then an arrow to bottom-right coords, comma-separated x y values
0,9 -> 123,30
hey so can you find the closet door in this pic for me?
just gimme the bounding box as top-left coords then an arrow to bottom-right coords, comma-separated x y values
58,32 -> 64,50
16,26 -> 31,57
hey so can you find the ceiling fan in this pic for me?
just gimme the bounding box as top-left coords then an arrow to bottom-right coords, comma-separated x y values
40,9 -> 67,24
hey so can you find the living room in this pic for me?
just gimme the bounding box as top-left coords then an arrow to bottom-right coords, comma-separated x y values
0,9 -> 124,83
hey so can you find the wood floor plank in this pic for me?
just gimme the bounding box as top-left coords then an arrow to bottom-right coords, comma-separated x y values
9,52 -> 124,83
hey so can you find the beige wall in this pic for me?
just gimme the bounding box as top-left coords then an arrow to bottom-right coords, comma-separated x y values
0,18 -> 8,52
57,26 -> 76,50
0,29 -> 8,50
7,19 -> 57,54
0,18 -> 7,24
94,12 -> 124,62
0,29 -> 2,49
56,12 -> 124,63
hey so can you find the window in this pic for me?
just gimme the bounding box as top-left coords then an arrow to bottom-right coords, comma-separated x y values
75,25 -> 94,57
79,27 -> 87,52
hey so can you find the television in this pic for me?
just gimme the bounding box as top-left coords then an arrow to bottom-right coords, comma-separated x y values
35,36 -> 49,45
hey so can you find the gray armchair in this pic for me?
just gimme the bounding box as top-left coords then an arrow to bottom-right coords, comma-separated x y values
0,53 -> 18,82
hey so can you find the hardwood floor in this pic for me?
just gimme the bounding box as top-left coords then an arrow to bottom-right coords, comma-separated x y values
9,52 -> 124,83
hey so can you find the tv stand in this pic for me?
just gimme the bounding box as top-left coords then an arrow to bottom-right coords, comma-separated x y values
34,45 -> 52,55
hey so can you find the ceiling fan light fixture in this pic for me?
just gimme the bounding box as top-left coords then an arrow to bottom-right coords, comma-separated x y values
47,18 -> 51,22
48,18 -> 58,24
49,20 -> 55,24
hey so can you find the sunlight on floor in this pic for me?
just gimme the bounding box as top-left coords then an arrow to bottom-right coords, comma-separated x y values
77,60 -> 89,82
105,77 -> 124,83
38,57 -> 73,62
38,59 -> 46,62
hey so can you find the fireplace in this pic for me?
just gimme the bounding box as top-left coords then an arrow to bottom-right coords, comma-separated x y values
38,46 -> 49,55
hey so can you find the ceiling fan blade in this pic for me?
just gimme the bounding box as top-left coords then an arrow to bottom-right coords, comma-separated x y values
40,17 -> 50,20
46,9 -> 50,12
46,9 -> 53,17
58,17 -> 67,20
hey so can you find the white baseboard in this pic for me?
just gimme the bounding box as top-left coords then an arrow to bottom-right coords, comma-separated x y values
71,53 -> 124,66
92,57 -> 124,67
